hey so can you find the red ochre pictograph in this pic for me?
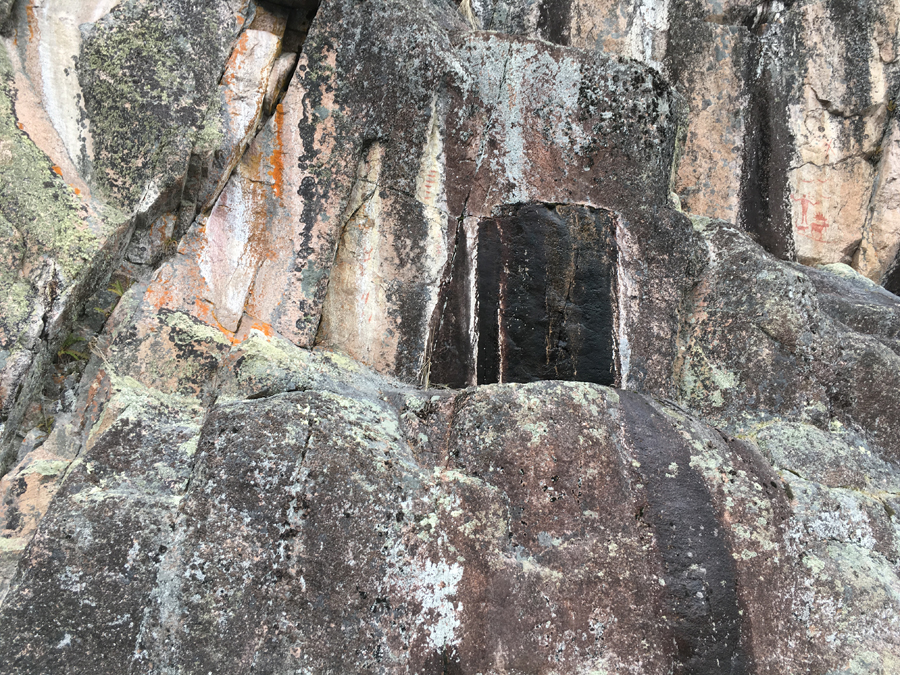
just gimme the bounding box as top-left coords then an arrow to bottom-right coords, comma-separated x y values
792,194 -> 830,241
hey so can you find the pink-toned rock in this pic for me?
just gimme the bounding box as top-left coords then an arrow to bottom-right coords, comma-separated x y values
772,0 -> 897,268
155,42 -> 355,344
671,24 -> 752,223
195,10 -> 287,211
856,119 -> 900,283
0,446 -> 71,604
788,158 -> 874,266
316,109 -> 452,380
0,0 -> 255,470
263,51 -> 298,115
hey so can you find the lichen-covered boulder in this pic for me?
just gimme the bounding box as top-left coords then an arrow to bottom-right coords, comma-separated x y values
0,333 -> 897,672
677,216 -> 900,461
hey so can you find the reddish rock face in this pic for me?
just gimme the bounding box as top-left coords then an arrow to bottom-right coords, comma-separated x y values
127,0 -> 698,394
1,0 -> 900,672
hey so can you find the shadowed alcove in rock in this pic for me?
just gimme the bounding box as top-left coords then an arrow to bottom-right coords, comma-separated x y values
429,203 -> 620,388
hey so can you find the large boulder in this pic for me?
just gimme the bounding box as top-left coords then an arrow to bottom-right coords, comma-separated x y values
0,334 -> 897,672
677,216 -> 900,466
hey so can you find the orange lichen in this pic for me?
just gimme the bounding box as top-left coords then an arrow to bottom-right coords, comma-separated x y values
269,103 -> 285,199
25,2 -> 36,41
195,300 -> 240,344
221,32 -> 251,88
238,319 -> 275,340
146,279 -> 176,313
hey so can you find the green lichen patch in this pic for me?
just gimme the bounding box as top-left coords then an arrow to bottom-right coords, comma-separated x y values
0,45 -> 98,284
18,459 -> 70,477
193,90 -> 225,159
751,420 -> 900,493
77,1 -> 241,210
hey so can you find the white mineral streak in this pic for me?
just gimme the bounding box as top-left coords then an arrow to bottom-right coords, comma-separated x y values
318,98 -> 450,378
199,177 -> 258,332
317,142 -> 386,362
627,0 -> 669,69
496,45 -> 529,207
614,219 -> 636,388
34,0 -> 120,174
414,97 -> 451,378
465,216 -> 479,386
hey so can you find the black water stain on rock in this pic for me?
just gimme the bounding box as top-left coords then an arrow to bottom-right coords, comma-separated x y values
476,203 -> 618,386
884,258 -> 900,297
429,219 -> 475,388
619,392 -> 749,675
536,0 -> 571,46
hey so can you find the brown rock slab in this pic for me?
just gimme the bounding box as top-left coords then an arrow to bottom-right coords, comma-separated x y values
1,338 -> 896,671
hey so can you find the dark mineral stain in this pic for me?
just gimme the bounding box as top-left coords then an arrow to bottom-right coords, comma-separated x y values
476,203 -> 617,386
883,258 -> 900,296
537,0 -> 572,46
429,219 -> 474,388
619,392 -> 749,674
476,216 -> 502,386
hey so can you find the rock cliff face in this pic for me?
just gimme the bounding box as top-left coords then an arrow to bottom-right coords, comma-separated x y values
0,0 -> 899,672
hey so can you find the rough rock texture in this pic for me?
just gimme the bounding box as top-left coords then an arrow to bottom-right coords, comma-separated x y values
0,0 -> 255,472
678,216 -> 900,461
1,332 -> 898,672
485,0 -> 900,281
0,0 -> 899,672
151,0 -> 698,394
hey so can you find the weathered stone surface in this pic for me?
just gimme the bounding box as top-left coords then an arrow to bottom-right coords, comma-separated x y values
751,0 -> 900,271
0,330 -> 897,671
857,118 -> 900,283
194,7 -> 287,212
2,0 -> 900,670
668,19 -> 755,223
0,375 -> 205,674
263,50 -> 298,115
438,203 -> 619,387
677,216 -> 900,461
0,39 -> 129,473
152,0 -> 693,391
0,0 -> 254,471
470,0 -> 900,283
474,0 -> 668,66
75,0 -> 254,211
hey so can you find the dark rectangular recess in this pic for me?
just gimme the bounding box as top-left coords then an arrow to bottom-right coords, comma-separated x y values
429,202 -> 619,387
